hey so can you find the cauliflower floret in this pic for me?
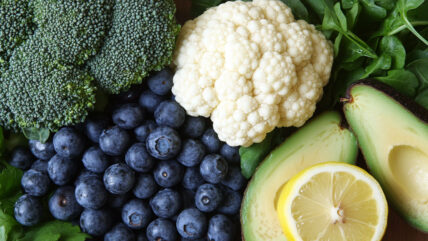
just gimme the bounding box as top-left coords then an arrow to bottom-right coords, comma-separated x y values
172,0 -> 334,147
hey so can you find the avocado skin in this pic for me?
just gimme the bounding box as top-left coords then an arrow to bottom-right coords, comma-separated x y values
345,79 -> 428,123
344,80 -> 428,232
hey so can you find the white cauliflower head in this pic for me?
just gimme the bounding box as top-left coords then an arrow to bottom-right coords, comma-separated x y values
172,0 -> 333,147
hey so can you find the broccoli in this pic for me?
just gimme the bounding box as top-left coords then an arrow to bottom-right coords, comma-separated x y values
88,0 -> 180,94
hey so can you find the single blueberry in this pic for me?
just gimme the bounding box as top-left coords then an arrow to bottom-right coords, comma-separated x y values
154,100 -> 186,128
30,159 -> 48,174
207,214 -> 235,241
122,199 -> 153,230
146,126 -> 181,160
49,186 -> 82,221
153,160 -> 183,188
9,147 -> 33,170
104,223 -> 135,241
221,165 -> 247,191
108,193 -> 130,209
75,176 -> 108,209
133,173 -> 159,199
177,139 -> 206,167
147,68 -> 173,96
182,167 -> 204,190
176,208 -> 207,239
134,120 -> 157,142
14,194 -> 43,226
195,184 -> 223,213
125,143 -> 155,173
146,218 -> 177,241
21,169 -> 51,196
217,187 -> 242,215
53,127 -> 85,158
182,116 -> 206,138
99,126 -> 130,156
29,140 -> 55,160
48,154 -> 78,186
84,116 -> 109,143
80,209 -> 112,236
115,85 -> 143,102
103,163 -> 135,195
150,188 -> 181,218
199,154 -> 228,184
201,128 -> 221,153
113,104 -> 144,130
74,170 -> 101,186
220,144 -> 240,164
139,90 -> 164,113
82,146 -> 110,173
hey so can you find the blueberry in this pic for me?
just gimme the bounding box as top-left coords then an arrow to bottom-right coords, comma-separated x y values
207,214 -> 234,241
108,193 -> 130,209
220,144 -> 240,163
182,117 -> 206,138
30,159 -> 48,174
29,140 -> 55,160
134,120 -> 157,142
147,68 -> 173,96
150,189 -> 181,218
201,128 -> 221,153
84,116 -> 109,143
53,127 -> 85,158
176,208 -> 207,239
9,147 -> 33,170
199,154 -> 228,184
136,232 -> 148,241
146,127 -> 181,160
154,100 -> 186,128
153,160 -> 183,188
49,186 -> 82,221
217,187 -> 242,215
177,139 -> 206,167
113,104 -> 144,130
14,194 -> 43,226
74,170 -> 101,186
221,165 -> 246,191
103,163 -> 135,195
195,184 -> 223,212
115,85 -> 143,102
139,90 -> 164,113
80,209 -> 112,236
125,143 -> 155,173
182,167 -> 204,190
21,169 -> 51,196
82,146 -> 110,173
122,199 -> 153,230
133,174 -> 158,199
104,223 -> 135,241
75,176 -> 108,209
48,154 -> 78,186
146,218 -> 177,241
99,126 -> 130,156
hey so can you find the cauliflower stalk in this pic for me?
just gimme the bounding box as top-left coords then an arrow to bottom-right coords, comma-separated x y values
172,0 -> 334,147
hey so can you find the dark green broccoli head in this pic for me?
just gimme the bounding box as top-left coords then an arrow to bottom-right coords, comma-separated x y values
88,0 -> 180,94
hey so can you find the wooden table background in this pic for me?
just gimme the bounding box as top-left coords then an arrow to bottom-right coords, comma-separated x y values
173,0 -> 428,240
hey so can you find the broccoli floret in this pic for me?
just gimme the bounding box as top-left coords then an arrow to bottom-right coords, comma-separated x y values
30,0 -> 113,65
88,0 -> 180,94
0,0 -> 33,74
2,37 -> 97,131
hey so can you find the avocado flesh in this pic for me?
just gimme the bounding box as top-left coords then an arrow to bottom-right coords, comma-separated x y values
241,112 -> 358,241
344,83 -> 428,232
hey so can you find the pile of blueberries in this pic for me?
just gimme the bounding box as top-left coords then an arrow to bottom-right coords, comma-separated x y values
10,69 -> 247,241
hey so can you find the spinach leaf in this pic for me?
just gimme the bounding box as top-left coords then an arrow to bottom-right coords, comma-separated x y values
379,36 -> 406,68
376,69 -> 419,97
281,0 -> 310,21
407,58 -> 428,90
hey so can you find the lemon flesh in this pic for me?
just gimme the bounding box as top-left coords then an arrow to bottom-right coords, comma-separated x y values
277,163 -> 388,241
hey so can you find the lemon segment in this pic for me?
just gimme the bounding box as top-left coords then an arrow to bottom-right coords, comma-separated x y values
277,162 -> 388,241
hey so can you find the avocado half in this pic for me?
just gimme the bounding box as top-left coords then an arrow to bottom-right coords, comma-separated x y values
241,111 -> 358,241
343,80 -> 428,232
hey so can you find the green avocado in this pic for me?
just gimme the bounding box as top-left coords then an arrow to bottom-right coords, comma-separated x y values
241,111 -> 358,241
344,81 -> 428,232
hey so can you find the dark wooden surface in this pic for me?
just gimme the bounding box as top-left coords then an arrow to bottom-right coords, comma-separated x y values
173,0 -> 428,240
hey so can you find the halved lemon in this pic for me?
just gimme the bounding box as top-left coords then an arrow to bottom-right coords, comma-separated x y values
277,162 -> 388,241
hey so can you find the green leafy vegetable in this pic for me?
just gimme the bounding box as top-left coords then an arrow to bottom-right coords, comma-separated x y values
22,128 -> 50,144
19,221 -> 89,241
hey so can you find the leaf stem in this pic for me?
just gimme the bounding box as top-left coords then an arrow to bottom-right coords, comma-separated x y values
387,21 -> 428,36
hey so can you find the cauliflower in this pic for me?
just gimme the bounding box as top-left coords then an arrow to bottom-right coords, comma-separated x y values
172,0 -> 333,147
